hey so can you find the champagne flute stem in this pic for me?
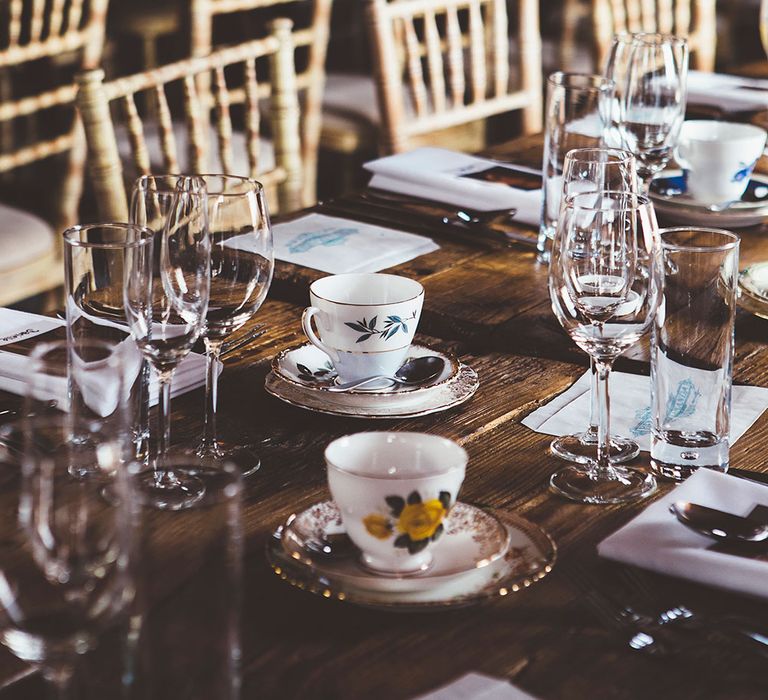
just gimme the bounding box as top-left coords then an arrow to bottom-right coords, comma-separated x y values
156,370 -> 174,461
200,338 -> 224,455
594,358 -> 614,472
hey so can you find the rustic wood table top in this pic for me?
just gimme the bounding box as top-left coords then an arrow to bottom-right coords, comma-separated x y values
2,133 -> 768,699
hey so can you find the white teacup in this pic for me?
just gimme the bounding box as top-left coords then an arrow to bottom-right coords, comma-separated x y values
675,120 -> 767,204
326,432 -> 467,575
301,273 -> 424,383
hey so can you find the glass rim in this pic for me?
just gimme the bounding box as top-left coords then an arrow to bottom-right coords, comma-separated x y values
132,173 -> 206,192
547,71 -> 614,92
63,222 -> 154,249
563,190 -> 651,212
196,174 -> 265,197
612,31 -> 688,47
659,227 -> 740,252
563,147 -> 635,164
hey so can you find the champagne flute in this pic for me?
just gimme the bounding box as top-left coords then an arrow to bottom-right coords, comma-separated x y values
551,147 -> 641,465
0,415 -> 134,697
126,176 -> 211,510
548,191 -> 661,503
605,33 -> 689,192
195,175 -> 274,476
761,0 -> 768,57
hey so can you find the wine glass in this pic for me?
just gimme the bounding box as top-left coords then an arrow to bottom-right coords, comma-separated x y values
548,191 -> 662,503
126,175 -> 211,510
194,175 -> 274,476
550,147 -> 641,465
0,415 -> 134,697
604,33 -> 689,192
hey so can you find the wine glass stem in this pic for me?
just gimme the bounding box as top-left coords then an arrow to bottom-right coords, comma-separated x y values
584,358 -> 599,441
43,664 -> 73,700
594,358 -> 614,471
201,338 -> 224,453
157,370 -> 174,459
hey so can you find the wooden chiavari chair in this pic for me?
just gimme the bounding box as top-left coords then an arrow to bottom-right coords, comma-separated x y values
76,19 -> 303,222
189,0 -> 332,207
366,0 -> 543,155
0,0 -> 109,305
591,0 -> 717,72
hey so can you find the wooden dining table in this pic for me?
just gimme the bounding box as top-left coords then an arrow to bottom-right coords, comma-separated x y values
1,131 -> 768,700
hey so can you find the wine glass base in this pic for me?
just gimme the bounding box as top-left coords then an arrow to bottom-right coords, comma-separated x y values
196,442 -> 261,478
550,434 -> 640,465
136,469 -> 206,511
549,464 -> 657,505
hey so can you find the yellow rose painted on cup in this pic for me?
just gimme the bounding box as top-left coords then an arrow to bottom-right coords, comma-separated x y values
363,513 -> 392,540
362,490 -> 453,554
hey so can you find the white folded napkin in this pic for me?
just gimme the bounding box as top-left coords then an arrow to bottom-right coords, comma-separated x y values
272,213 -> 439,273
521,369 -> 768,451
414,673 -> 539,700
687,71 -> 768,113
599,469 -> 768,599
364,147 -> 542,225
0,307 -> 211,409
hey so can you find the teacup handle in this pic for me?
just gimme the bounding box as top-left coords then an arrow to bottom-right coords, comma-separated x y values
301,307 -> 340,364
673,141 -> 692,172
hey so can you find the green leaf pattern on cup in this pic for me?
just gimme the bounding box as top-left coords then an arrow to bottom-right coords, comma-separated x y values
344,310 -> 418,344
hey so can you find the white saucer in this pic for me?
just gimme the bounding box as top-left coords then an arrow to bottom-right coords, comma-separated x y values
649,170 -> 768,227
267,503 -> 556,610
265,343 -> 479,418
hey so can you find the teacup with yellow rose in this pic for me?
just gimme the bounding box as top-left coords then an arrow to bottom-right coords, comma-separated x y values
326,432 -> 467,575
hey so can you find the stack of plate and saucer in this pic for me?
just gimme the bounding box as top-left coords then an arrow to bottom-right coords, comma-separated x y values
649,169 -> 768,228
264,342 -> 479,419
266,500 -> 556,611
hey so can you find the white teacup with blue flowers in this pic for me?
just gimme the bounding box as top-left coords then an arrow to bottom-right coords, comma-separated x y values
675,120 -> 767,205
301,273 -> 424,383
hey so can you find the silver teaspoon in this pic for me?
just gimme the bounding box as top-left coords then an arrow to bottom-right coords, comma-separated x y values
670,501 -> 768,543
327,356 -> 445,393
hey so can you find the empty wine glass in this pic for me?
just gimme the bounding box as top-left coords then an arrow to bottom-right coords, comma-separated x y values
194,175 -> 274,476
551,147 -> 641,465
0,415 -> 135,697
126,176 -> 211,510
604,33 -> 689,192
548,191 -> 661,503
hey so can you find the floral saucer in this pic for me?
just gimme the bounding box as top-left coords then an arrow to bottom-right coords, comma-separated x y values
265,343 -> 479,418
649,170 -> 768,227
267,503 -> 556,610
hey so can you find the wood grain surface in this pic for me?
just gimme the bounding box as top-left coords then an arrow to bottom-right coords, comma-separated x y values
1,133 -> 768,699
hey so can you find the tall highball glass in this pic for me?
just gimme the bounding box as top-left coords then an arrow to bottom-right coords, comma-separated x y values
549,191 -> 661,503
195,175 -> 274,476
550,147 -> 641,465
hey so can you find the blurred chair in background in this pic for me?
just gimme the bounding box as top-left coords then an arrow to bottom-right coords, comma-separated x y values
190,0 -> 332,207
366,0 -> 543,154
0,0 -> 109,306
77,19 -> 303,220
591,0 -> 717,71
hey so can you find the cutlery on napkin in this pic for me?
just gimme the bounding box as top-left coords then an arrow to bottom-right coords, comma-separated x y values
364,147 -> 543,227
598,469 -> 768,600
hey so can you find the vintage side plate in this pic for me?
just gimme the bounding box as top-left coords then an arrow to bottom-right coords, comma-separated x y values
267,503 -> 556,610
265,343 -> 478,418
650,170 -> 768,227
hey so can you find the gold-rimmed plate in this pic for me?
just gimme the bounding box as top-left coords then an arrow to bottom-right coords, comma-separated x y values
266,504 -> 556,611
738,262 -> 768,319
